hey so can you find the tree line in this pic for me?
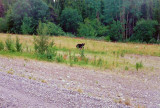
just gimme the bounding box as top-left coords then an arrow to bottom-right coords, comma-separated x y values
0,0 -> 160,43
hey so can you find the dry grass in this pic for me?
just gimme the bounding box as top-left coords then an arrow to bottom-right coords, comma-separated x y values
0,33 -> 159,71
0,33 -> 159,56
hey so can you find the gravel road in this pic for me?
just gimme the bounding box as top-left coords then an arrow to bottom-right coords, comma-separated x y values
0,55 -> 160,108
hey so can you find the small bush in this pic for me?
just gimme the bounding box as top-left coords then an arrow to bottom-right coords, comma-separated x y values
125,66 -> 129,71
136,61 -> 143,71
56,54 -> 64,63
132,19 -> 158,43
108,20 -> 123,41
105,36 -> 111,42
5,36 -> 15,52
46,41 -> 57,60
0,18 -> 8,33
16,37 -> 22,52
34,35 -> 49,54
37,21 -> 65,36
21,16 -> 34,34
0,41 -> 4,50
80,48 -> 85,59
97,58 -> 103,67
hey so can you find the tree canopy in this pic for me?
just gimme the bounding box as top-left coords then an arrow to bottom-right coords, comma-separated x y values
0,0 -> 160,43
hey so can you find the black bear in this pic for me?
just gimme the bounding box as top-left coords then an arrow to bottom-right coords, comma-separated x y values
76,43 -> 85,49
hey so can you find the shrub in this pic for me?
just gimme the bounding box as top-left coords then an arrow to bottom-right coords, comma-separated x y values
78,22 -> 97,37
78,18 -> 107,37
10,0 -> 49,33
80,48 -> 85,59
37,22 -> 65,36
60,8 -> 82,33
46,41 -> 57,60
56,54 -> 64,63
34,35 -> 49,54
21,16 -> 34,34
0,41 -> 4,50
0,18 -> 8,32
132,19 -> 158,43
108,21 -> 123,41
5,36 -> 15,52
16,37 -> 22,52
136,61 -> 143,71
105,36 -> 111,42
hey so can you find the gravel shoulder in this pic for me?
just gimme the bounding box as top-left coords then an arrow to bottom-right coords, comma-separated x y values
0,55 -> 160,107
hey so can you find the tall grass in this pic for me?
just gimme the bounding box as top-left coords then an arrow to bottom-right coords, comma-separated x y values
0,33 -> 159,71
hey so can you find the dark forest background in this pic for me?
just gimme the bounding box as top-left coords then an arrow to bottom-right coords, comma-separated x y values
0,0 -> 160,43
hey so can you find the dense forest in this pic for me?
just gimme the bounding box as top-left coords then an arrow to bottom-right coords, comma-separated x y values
0,0 -> 160,43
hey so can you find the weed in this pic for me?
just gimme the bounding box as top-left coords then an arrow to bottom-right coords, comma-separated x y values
7,69 -> 14,75
121,50 -> 125,57
80,48 -> 85,59
124,98 -> 131,106
41,79 -> 47,83
16,37 -> 22,52
69,50 -> 73,66
5,36 -> 15,52
0,41 -> 4,50
136,61 -> 143,71
56,54 -> 64,63
28,76 -> 33,79
77,88 -> 83,93
125,66 -> 129,71
97,58 -> 103,67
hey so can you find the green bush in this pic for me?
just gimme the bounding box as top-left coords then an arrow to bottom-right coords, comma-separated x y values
5,36 -> 15,52
60,8 -> 82,33
0,18 -> 8,32
78,22 -> 97,37
21,16 -> 34,34
16,37 -> 22,52
37,21 -> 49,36
9,0 -> 49,34
34,35 -> 49,54
78,18 -> 107,37
108,21 -> 123,41
0,41 -> 4,50
105,36 -> 111,42
37,21 -> 65,36
132,19 -> 158,43
136,61 -> 143,71
46,41 -> 57,60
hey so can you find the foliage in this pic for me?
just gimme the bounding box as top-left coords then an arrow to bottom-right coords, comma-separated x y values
1,0 -> 160,43
5,36 -> 15,52
136,61 -> 143,71
34,35 -> 49,54
108,21 -> 123,41
0,41 -> 4,50
0,1 -> 4,17
78,22 -> 97,37
37,21 -> 65,36
16,37 -> 22,52
46,41 -> 57,60
0,18 -> 8,32
105,36 -> 111,42
60,8 -> 82,33
78,18 -> 107,37
10,0 -> 49,33
21,16 -> 34,34
132,19 -> 158,43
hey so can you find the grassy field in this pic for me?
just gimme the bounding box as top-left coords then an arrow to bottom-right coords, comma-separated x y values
0,33 -> 160,71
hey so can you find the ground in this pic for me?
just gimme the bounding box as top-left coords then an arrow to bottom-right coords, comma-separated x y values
0,55 -> 160,108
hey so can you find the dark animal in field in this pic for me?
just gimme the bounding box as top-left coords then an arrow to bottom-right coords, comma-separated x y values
76,43 -> 85,49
